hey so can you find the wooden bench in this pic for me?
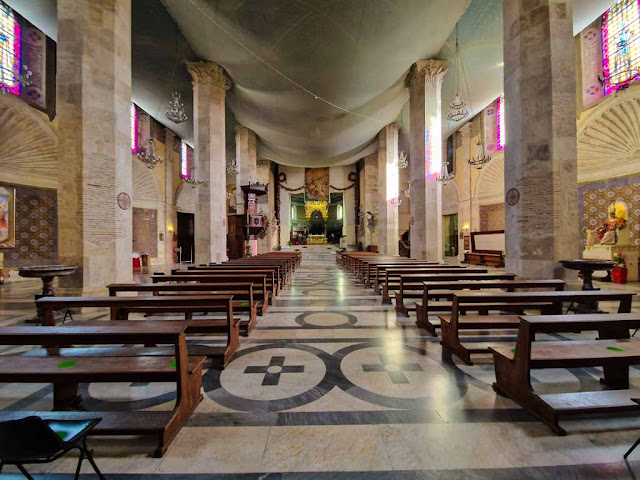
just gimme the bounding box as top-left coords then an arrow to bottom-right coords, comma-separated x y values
491,313 -> 640,435
373,264 -> 464,293
176,268 -> 280,296
154,273 -> 271,311
222,260 -> 291,284
464,252 -> 504,267
108,282 -> 258,335
0,324 -> 204,457
412,279 -> 565,334
441,290 -> 636,364
36,295 -> 239,366
381,269 -> 492,303
364,261 -> 443,289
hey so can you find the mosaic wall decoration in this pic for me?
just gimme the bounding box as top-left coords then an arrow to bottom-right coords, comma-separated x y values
0,183 -> 57,267
579,175 -> 640,246
581,18 -> 604,107
479,203 -> 505,232
132,207 -> 158,257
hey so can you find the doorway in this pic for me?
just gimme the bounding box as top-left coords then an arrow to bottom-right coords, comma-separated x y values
177,212 -> 194,263
443,213 -> 458,257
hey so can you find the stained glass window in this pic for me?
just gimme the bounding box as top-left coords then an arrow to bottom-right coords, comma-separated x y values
130,104 -> 138,153
0,1 -> 21,95
181,140 -> 189,178
602,0 -> 640,95
497,94 -> 505,151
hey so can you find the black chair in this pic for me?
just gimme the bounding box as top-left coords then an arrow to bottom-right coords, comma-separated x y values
0,416 -> 104,479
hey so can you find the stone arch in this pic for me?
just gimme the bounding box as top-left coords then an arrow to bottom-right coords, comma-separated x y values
577,89 -> 640,183
0,93 -> 57,188
475,153 -> 504,206
175,181 -> 197,213
132,159 -> 162,206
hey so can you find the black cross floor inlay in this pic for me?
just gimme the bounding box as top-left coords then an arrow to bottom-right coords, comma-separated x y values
362,354 -> 423,384
244,355 -> 305,386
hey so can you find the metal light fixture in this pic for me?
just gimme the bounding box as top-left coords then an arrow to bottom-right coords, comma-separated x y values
226,157 -> 238,175
165,91 -> 188,124
403,182 -> 410,198
397,151 -> 409,169
184,173 -> 205,188
468,139 -> 492,169
437,165 -> 455,185
137,139 -> 163,169
447,23 -> 470,123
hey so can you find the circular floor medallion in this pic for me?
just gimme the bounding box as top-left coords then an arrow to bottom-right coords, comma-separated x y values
295,311 -> 358,328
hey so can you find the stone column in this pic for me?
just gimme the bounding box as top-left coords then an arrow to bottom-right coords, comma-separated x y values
377,124 -> 400,255
234,125 -> 258,215
503,0 -> 579,279
164,128 -> 178,265
256,159 -> 272,254
187,61 -> 231,264
362,154 -> 379,249
57,0 -> 132,295
405,59 -> 448,261
456,123 -> 472,262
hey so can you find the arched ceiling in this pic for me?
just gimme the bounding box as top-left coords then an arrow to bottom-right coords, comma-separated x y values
161,0 -> 471,166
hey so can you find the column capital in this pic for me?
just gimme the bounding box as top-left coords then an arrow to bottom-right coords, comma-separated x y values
379,123 -> 400,135
405,59 -> 448,87
186,61 -> 232,90
234,125 -> 256,136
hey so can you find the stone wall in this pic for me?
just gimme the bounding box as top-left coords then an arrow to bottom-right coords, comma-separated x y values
479,203 -> 505,232
0,183 -> 58,267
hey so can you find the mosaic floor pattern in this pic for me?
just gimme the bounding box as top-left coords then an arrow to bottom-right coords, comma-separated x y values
0,245 -> 640,478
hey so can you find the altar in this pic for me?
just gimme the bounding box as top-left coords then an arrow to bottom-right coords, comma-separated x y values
308,234 -> 327,245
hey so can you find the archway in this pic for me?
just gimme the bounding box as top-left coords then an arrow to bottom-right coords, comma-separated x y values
309,210 -> 324,235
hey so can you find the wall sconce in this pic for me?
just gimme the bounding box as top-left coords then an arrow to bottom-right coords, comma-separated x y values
159,232 -> 165,242
462,223 -> 470,231
167,225 -> 175,234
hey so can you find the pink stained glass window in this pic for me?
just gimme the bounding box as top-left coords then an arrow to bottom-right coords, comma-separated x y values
602,0 -> 640,95
497,94 -> 505,151
0,1 -> 21,95
131,104 -> 138,153
181,140 -> 189,178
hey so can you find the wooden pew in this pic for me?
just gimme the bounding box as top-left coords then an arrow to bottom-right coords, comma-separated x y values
152,274 -> 271,312
0,324 -> 203,457
373,264 -> 463,293
177,268 -> 280,296
441,290 -> 636,364
412,279 -> 565,334
36,295 -> 239,366
223,258 -> 292,283
108,282 -> 258,335
356,259 -> 437,285
491,313 -> 640,435
381,268 -> 491,303
363,261 -> 442,288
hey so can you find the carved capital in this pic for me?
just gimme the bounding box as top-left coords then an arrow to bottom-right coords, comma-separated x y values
186,61 -> 232,90
257,158 -> 270,168
405,59 -> 448,87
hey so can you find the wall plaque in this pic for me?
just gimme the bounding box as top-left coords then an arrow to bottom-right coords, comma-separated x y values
506,188 -> 520,206
117,192 -> 131,210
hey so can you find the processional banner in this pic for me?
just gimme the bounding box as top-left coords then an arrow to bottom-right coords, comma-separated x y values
305,167 -> 329,202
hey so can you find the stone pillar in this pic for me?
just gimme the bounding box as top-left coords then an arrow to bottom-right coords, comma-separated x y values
164,128 -> 178,265
405,59 -> 448,261
456,123 -> 472,262
256,159 -> 272,254
503,0 -> 578,279
57,0 -> 132,295
187,61 -> 231,264
234,125 -> 258,215
377,124 -> 400,255
362,154 -> 379,249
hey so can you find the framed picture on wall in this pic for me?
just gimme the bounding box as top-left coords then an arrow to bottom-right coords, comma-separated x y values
0,187 -> 15,248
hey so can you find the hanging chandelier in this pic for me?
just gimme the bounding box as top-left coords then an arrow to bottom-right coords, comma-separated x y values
447,23 -> 470,123
468,139 -> 492,169
397,151 -> 409,169
1,65 -> 32,95
165,91 -> 188,124
437,166 -> 455,185
226,157 -> 238,175
184,173 -> 205,188
403,182 -> 410,198
137,139 -> 163,169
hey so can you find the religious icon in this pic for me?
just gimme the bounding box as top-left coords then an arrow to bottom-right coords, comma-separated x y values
597,202 -> 628,245
0,187 -> 15,248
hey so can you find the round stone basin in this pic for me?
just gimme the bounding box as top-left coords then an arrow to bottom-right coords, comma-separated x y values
559,259 -> 614,272
18,265 -> 78,278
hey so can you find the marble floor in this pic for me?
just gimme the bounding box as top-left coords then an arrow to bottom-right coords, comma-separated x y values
1,246 -> 640,478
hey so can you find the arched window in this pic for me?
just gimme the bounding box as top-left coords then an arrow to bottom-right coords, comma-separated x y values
497,94 -> 505,151
0,1 -> 21,95
602,0 -> 640,95
130,104 -> 138,153
181,140 -> 189,178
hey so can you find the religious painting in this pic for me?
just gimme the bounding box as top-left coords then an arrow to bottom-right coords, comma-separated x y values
0,187 -> 15,248
305,167 -> 330,202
